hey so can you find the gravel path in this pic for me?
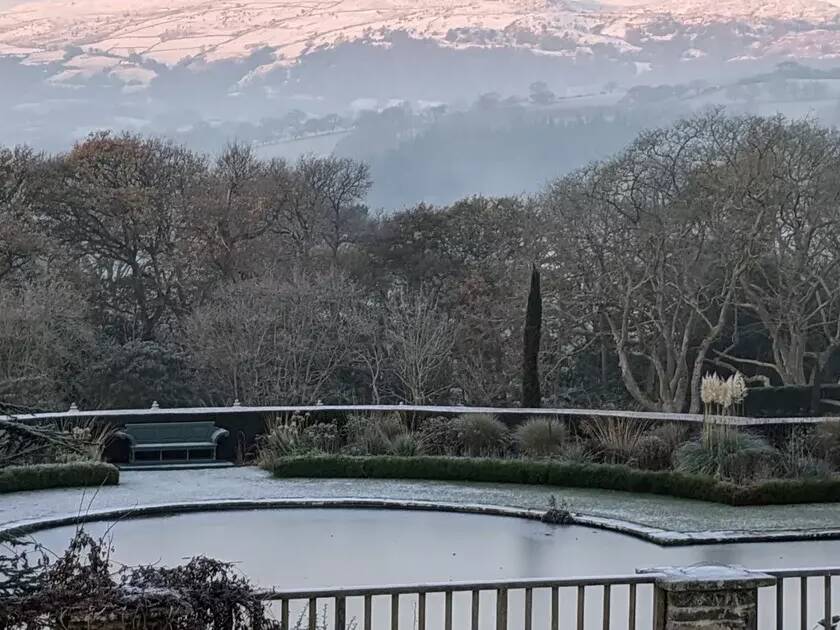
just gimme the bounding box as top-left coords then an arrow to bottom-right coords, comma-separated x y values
4,467 -> 840,536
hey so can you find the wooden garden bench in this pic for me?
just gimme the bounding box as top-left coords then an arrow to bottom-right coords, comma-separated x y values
118,421 -> 228,464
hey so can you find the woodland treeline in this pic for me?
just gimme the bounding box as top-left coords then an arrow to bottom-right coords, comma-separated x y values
2,111 -> 840,413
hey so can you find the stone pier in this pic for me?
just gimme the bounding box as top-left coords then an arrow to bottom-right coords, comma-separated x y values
648,565 -> 776,630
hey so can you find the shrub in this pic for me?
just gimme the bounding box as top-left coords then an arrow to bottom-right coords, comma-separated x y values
651,422 -> 692,450
808,422 -> 840,469
674,428 -> 779,483
541,495 -> 573,524
514,417 -> 568,457
455,414 -> 510,457
417,416 -> 462,456
634,423 -> 692,471
301,423 -> 340,454
783,456 -> 833,479
582,416 -> 647,465
0,528 -> 271,627
635,435 -> 671,471
720,447 -> 781,485
0,462 -> 119,494
779,428 -> 832,479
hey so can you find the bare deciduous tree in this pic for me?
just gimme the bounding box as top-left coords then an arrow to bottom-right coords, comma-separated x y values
383,290 -> 454,404
300,156 -> 371,261
0,282 -> 94,408
187,270 -> 363,405
0,146 -> 41,285
270,156 -> 371,263
712,118 -> 840,387
41,132 -> 205,340
547,113 -> 766,412
188,143 -> 283,284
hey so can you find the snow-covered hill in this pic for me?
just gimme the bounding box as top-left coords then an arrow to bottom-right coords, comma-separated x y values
1,0 -> 840,88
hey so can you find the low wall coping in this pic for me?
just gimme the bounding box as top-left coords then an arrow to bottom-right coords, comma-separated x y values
639,565 -> 776,592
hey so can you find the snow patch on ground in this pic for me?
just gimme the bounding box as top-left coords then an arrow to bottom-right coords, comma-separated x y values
2,0 -> 840,79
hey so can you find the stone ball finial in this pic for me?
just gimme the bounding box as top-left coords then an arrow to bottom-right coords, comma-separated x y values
68,402 -> 79,413
151,401 -> 160,410
233,398 -> 241,407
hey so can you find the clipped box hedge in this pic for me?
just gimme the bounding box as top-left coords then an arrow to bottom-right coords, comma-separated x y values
0,462 -> 120,494
270,455 -> 840,506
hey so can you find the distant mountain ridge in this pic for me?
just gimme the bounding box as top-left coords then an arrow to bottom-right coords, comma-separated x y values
2,0 -> 840,88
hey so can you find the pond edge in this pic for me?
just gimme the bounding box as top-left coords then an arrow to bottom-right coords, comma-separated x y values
4,497 -> 840,547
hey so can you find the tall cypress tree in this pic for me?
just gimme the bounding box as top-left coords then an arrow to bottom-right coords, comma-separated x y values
522,263 -> 542,408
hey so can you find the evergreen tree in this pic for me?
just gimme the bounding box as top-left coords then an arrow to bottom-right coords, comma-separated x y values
522,264 -> 542,408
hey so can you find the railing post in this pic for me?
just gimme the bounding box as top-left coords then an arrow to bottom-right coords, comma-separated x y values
645,566 -> 775,630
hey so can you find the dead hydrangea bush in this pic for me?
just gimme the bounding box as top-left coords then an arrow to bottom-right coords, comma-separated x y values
0,528 -> 278,629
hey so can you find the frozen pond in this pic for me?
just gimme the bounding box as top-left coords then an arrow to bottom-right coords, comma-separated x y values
26,508 -> 840,629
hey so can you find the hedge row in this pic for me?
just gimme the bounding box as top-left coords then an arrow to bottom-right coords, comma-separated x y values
270,455 -> 840,506
0,462 -> 120,494
745,384 -> 840,417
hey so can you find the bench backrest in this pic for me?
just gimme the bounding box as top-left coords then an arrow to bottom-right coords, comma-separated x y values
122,421 -> 220,444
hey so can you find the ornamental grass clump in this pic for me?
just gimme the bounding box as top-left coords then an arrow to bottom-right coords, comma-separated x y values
581,416 -> 647,465
455,413 -> 510,457
700,372 -> 747,418
53,418 -> 117,463
344,413 -> 415,456
256,413 -> 317,465
675,430 -> 779,484
389,432 -> 424,457
514,417 -> 568,457
700,372 -> 747,442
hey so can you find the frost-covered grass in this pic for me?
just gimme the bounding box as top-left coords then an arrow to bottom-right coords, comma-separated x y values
9,467 -> 840,536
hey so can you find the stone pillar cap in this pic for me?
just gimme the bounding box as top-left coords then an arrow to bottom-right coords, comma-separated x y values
639,565 -> 775,592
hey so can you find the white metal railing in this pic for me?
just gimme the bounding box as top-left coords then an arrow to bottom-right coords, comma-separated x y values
760,568 -> 840,630
256,568 -> 840,630
258,574 -> 661,630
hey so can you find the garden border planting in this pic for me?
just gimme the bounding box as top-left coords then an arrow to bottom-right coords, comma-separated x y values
269,455 -> 840,506
0,462 -> 119,494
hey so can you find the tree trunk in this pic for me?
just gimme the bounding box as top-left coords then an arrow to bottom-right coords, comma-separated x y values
522,264 -> 542,408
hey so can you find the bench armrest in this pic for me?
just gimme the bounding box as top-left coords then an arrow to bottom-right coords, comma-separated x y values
114,430 -> 135,447
211,428 -> 229,444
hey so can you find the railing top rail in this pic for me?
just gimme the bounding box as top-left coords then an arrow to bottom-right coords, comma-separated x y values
3,403 -> 838,426
256,573 -> 663,601
760,567 -> 840,578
